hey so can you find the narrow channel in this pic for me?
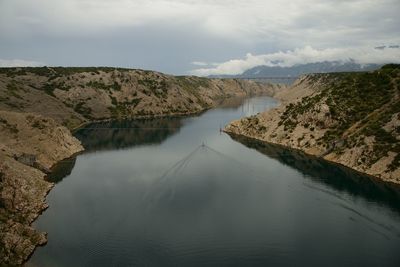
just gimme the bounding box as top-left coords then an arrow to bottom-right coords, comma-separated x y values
29,96 -> 400,267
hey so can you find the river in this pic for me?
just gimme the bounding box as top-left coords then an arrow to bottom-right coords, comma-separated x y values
29,96 -> 400,267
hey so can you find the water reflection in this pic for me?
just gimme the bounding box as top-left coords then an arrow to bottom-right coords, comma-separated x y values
228,133 -> 400,215
74,117 -> 184,153
47,157 -> 77,183
51,96 -> 262,184
214,96 -> 247,109
47,118 -> 186,183
73,96 -> 255,153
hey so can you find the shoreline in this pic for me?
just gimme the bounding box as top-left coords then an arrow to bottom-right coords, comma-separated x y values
224,131 -> 400,187
223,68 -> 400,184
70,93 -> 269,133
23,151 -> 84,265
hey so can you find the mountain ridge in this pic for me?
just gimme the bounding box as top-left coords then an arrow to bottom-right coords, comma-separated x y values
209,61 -> 381,79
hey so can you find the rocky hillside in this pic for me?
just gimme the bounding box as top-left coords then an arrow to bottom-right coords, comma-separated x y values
0,67 -> 282,129
0,111 -> 83,266
225,64 -> 400,184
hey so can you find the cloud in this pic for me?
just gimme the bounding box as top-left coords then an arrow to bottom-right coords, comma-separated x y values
191,61 -> 209,66
190,45 -> 400,76
1,0 -> 399,44
0,59 -> 45,67
0,0 -> 399,74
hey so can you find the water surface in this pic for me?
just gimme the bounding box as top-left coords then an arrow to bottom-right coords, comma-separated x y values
30,96 -> 400,267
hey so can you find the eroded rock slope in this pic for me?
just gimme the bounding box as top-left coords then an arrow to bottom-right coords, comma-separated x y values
0,67 -> 282,129
0,111 -> 83,266
226,65 -> 400,183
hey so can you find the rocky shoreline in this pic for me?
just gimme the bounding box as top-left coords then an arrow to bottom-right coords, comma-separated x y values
224,131 -> 390,185
0,111 -> 84,266
224,122 -> 400,183
225,65 -> 400,184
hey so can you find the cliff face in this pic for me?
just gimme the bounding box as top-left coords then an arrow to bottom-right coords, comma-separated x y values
0,67 -> 279,266
225,65 -> 400,184
0,111 -> 83,266
0,67 -> 282,129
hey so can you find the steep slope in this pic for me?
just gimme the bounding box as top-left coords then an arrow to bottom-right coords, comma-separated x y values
0,111 -> 83,266
225,65 -> 400,183
0,67 -> 281,129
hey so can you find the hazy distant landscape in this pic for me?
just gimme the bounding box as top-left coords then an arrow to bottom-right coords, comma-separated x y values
211,61 -> 382,78
1,0 -> 400,266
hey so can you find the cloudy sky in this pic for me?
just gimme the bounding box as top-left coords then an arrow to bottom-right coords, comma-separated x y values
0,0 -> 399,75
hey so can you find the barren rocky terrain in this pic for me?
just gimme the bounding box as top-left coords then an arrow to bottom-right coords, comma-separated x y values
0,67 -> 279,266
0,67 -> 283,129
0,111 -> 83,266
225,64 -> 400,184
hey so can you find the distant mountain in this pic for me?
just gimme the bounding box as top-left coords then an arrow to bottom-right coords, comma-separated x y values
210,61 -> 382,79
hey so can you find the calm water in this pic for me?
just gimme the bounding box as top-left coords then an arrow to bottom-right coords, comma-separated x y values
29,96 -> 400,267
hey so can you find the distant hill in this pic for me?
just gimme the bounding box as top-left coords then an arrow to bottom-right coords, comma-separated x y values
0,67 -> 280,129
210,61 -> 382,79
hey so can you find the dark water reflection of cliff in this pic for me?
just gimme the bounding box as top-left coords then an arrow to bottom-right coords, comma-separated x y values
74,118 -> 184,153
74,97 -> 250,153
48,96 -> 249,183
47,118 -> 184,183
228,134 -> 400,215
47,157 -> 77,183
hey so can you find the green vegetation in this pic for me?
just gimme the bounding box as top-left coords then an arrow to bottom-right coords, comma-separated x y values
31,120 -> 46,130
176,76 -> 210,88
138,77 -> 168,97
86,81 -> 121,91
0,66 -> 133,78
381,64 -> 400,70
41,83 -> 56,96
74,102 -> 93,119
388,153 -> 400,172
108,98 -> 142,118
41,81 -> 72,96
6,81 -> 23,99
279,92 -> 325,132
279,64 -> 400,171
175,76 -> 210,107
358,101 -> 400,167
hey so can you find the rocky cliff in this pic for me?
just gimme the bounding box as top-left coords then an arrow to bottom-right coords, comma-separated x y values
0,67 -> 282,129
225,64 -> 400,184
0,67 -> 279,266
0,111 -> 83,266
